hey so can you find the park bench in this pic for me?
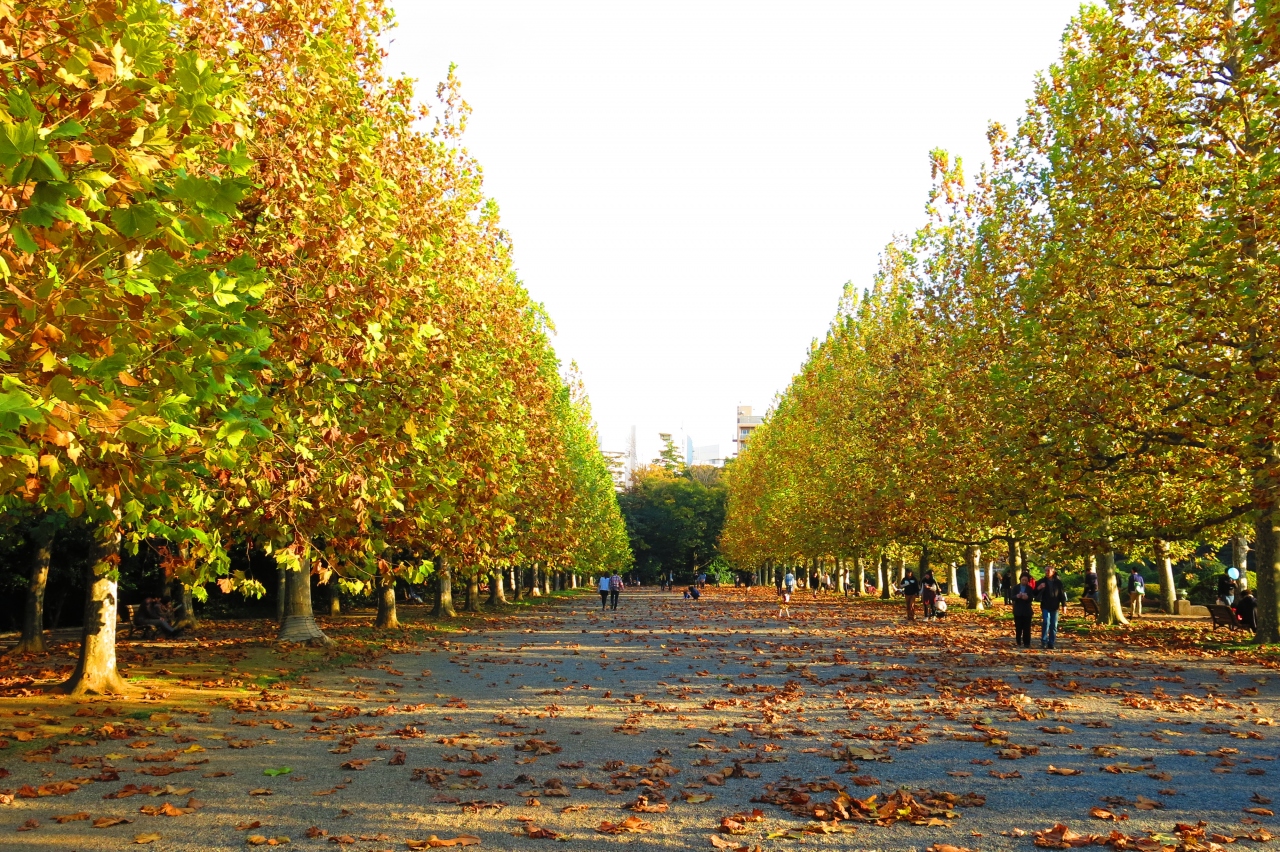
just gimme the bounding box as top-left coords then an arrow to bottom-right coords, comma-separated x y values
1208,604 -> 1247,630
1080,597 -> 1098,617
120,604 -> 157,640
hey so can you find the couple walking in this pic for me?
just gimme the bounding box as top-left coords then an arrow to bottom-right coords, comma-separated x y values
598,573 -> 623,610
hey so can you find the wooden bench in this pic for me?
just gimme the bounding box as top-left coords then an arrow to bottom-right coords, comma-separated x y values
1080,597 -> 1098,616
1208,604 -> 1247,630
120,604 -> 157,640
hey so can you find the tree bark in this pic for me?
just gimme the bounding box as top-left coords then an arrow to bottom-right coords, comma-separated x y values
1255,497 -> 1280,644
60,534 -> 127,696
11,521 -> 55,655
965,545 -> 983,610
834,557 -> 845,594
488,569 -> 507,607
854,554 -> 865,596
513,566 -> 524,601
986,560 -> 996,598
530,564 -> 542,597
1007,537 -> 1023,583
327,577 -> 341,616
276,564 -> 287,625
465,571 -> 480,612
1154,539 -> 1177,614
169,578 -> 198,631
878,553 -> 890,599
277,557 -> 333,645
1094,548 -> 1129,626
375,574 -> 399,629
431,555 -> 457,618
1233,534 -> 1250,591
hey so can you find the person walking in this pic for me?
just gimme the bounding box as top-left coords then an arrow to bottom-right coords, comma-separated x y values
920,570 -> 940,620
608,572 -> 622,610
1038,566 -> 1068,649
901,568 -> 920,621
1012,571 -> 1035,648
1126,568 -> 1145,618
598,575 -> 611,609
779,569 -> 796,618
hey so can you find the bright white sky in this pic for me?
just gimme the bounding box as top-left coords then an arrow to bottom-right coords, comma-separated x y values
383,0 -> 1083,466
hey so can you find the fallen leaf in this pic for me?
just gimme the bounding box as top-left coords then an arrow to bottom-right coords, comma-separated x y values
134,833 -> 163,844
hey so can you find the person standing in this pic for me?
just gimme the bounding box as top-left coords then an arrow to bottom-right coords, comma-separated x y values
1126,568 -> 1145,617
779,569 -> 796,618
1217,570 -> 1238,606
598,575 -> 611,609
608,572 -> 622,610
1038,566 -> 1068,649
1012,571 -> 1035,648
901,568 -> 920,621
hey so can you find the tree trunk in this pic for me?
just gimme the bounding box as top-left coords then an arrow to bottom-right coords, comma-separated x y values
1007,538 -> 1023,583
946,562 -> 960,596
169,578 -> 198,631
834,557 -> 845,594
278,559 -> 333,645
1255,497 -> 1280,644
466,572 -> 480,612
878,554 -> 890,599
513,566 -> 524,601
276,564 -> 287,625
60,534 -> 127,696
11,522 -> 55,655
375,574 -> 399,629
854,555 -> 865,596
1233,534 -> 1250,591
1094,548 -> 1129,626
488,569 -> 507,607
894,557 -> 906,590
326,577 -> 341,616
966,545 -> 983,610
431,555 -> 457,618
986,560 -> 996,598
1154,539 -> 1177,614
530,564 -> 542,597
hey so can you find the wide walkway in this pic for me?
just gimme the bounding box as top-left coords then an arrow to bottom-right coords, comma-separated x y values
3,588 -> 1278,850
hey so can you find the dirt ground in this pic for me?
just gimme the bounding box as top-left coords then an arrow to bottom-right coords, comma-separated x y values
2,588 -> 1278,851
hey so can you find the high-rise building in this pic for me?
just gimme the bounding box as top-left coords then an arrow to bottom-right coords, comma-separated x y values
734,405 -> 763,455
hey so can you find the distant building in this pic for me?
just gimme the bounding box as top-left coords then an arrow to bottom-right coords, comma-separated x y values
692,444 -> 724,467
601,450 -> 628,491
734,405 -> 763,455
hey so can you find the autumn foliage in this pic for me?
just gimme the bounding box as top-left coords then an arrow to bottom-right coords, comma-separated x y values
0,0 -> 630,691
722,0 -> 1280,641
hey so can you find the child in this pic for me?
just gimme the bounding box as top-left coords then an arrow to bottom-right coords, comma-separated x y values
779,569 -> 795,618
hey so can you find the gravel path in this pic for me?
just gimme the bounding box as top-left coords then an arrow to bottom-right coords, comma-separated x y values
2,588 -> 1279,851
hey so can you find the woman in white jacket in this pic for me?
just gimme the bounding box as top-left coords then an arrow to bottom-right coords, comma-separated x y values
598,575 -> 610,610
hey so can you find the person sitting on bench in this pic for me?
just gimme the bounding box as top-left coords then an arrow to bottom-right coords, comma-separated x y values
138,597 -> 180,638
1234,588 -> 1258,633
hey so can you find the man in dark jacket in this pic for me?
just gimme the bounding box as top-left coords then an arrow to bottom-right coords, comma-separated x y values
1038,566 -> 1068,650
1083,567 -> 1098,600
1011,571 -> 1035,648
901,568 -> 920,621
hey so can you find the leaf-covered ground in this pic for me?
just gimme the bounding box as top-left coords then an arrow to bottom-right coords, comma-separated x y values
2,589 -> 1278,850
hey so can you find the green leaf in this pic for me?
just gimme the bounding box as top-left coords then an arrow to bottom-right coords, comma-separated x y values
263,767 -> 292,777
10,224 -> 38,254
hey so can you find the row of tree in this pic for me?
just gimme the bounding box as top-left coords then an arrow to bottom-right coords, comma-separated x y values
0,0 -> 630,692
722,0 -> 1279,640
